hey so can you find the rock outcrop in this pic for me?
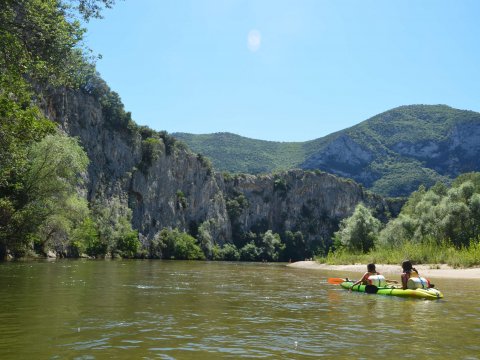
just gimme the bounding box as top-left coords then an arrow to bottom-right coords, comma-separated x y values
44,87 -> 399,247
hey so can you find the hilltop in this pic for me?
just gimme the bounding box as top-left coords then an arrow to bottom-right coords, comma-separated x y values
174,105 -> 480,196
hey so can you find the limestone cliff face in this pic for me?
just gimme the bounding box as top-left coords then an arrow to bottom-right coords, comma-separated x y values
44,88 -> 397,246
46,88 -> 230,244
222,170 -> 395,247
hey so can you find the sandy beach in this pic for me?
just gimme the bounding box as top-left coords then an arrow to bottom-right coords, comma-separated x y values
287,261 -> 480,279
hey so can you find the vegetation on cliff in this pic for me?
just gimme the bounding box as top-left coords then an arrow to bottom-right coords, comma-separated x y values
0,0 -> 142,259
321,172 -> 480,267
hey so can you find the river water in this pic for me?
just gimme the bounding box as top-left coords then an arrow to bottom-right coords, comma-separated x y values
0,260 -> 479,359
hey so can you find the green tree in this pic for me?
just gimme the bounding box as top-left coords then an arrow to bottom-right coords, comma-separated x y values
259,230 -> 284,261
239,241 -> 261,261
333,203 -> 381,253
0,0 -> 117,258
213,243 -> 240,261
2,133 -> 89,256
197,219 -> 216,259
70,217 -> 99,257
283,230 -> 305,261
157,228 -> 204,260
89,197 -> 139,257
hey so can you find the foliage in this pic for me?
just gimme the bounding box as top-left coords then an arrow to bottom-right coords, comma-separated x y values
273,176 -> 289,198
88,197 -> 139,257
139,137 -> 162,172
259,230 -> 284,261
319,237 -> 480,268
173,132 -> 305,175
323,173 -> 480,267
197,219 -> 217,259
99,89 -> 132,128
116,229 -> 140,258
333,203 -> 382,253
70,217 -> 98,256
237,230 -> 284,261
176,190 -> 187,209
239,241 -> 262,261
157,228 -> 204,260
283,231 -> 306,261
0,0 -> 116,258
212,243 -> 240,261
378,174 -> 480,248
1,133 -> 90,256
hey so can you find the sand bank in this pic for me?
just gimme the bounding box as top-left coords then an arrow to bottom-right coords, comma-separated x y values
287,261 -> 480,279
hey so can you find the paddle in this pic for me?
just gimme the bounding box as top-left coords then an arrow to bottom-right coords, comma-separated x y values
327,277 -> 348,285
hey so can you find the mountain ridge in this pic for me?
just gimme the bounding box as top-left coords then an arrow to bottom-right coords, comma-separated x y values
174,104 -> 480,196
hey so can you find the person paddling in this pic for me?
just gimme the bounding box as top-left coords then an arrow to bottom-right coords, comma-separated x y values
350,263 -> 379,290
401,260 -> 419,289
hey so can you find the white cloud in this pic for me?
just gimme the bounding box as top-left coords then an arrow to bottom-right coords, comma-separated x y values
247,29 -> 261,52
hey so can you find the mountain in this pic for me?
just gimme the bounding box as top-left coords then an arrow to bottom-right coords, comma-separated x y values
173,105 -> 480,196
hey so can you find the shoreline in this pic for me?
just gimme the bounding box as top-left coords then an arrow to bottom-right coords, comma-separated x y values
287,261 -> 480,279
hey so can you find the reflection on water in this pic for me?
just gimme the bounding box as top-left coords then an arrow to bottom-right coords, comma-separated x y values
0,260 -> 479,359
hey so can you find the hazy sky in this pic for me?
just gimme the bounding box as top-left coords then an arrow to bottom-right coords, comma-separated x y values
85,0 -> 480,141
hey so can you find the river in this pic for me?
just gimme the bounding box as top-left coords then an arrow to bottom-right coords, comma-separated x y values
0,260 -> 479,359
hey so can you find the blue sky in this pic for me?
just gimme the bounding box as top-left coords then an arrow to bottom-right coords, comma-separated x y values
85,0 -> 480,141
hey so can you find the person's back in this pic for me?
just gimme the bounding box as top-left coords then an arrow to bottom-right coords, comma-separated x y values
401,260 -> 419,289
351,263 -> 381,289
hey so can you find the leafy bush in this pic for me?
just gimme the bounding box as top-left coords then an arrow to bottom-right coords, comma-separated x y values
212,243 -> 240,261
283,231 -> 306,262
139,137 -> 162,172
116,230 -> 140,258
333,203 -> 382,253
157,228 -> 204,260
240,241 -> 261,261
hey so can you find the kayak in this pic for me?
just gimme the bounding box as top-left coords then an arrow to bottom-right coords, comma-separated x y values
340,281 -> 444,300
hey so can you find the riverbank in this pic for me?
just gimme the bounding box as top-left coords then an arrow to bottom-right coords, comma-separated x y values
287,261 -> 480,279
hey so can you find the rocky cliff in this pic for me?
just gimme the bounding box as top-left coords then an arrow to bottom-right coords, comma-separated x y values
44,87 -> 399,248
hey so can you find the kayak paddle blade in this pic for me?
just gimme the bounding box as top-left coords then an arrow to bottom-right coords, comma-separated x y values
328,278 -> 346,285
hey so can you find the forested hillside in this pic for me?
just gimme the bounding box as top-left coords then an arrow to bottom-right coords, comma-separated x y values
174,105 -> 480,196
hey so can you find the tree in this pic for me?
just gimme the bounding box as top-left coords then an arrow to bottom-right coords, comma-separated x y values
333,203 -> 381,253
1,133 -> 89,256
197,220 -> 214,259
214,243 -> 240,261
377,173 -> 480,249
259,230 -> 284,261
283,230 -> 305,261
240,241 -> 261,261
90,197 -> 139,257
0,0 -> 117,258
157,228 -> 204,260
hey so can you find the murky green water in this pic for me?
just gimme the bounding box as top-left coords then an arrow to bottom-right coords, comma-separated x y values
0,260 -> 479,359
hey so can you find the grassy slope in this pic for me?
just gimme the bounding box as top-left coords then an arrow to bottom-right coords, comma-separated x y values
172,132 -> 306,174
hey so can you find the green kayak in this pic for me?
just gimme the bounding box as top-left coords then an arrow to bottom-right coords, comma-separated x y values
340,281 -> 444,300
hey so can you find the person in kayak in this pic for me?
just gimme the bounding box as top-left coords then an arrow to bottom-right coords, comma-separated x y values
401,260 -> 419,289
350,263 -> 379,289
